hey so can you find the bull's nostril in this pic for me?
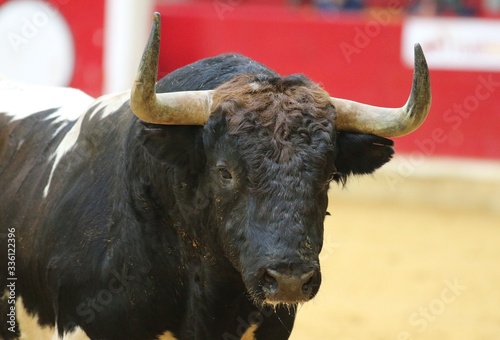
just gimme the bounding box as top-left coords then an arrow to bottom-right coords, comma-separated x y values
301,273 -> 315,294
262,268 -> 317,302
262,270 -> 278,292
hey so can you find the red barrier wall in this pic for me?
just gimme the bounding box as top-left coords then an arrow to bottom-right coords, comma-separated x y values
155,3 -> 500,160
55,0 -> 104,97
1,1 -> 497,159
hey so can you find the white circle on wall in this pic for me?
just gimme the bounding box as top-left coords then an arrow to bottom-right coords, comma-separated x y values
0,0 -> 75,87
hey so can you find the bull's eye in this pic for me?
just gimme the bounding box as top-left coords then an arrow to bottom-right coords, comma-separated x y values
217,166 -> 233,180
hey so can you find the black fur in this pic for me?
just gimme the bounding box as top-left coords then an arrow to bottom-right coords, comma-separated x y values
0,53 -> 393,339
335,132 -> 394,184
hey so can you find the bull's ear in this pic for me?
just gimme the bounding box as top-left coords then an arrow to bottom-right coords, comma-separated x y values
334,132 -> 394,180
137,123 -> 205,167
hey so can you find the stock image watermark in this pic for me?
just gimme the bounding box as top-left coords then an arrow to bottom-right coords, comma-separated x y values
5,227 -> 17,333
4,0 -> 72,53
61,267 -> 136,329
319,235 -> 341,263
386,73 -> 500,191
340,0 -> 404,63
76,269 -> 135,323
222,306 -> 279,340
213,0 -> 243,21
397,278 -> 467,340
7,3 -> 56,52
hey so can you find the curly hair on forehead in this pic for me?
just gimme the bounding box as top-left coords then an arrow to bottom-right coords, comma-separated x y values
211,74 -> 336,162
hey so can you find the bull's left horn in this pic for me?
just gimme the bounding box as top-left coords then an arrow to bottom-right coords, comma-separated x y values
332,44 -> 431,137
130,12 -> 213,125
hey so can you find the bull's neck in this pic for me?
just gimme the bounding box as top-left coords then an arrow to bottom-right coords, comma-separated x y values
116,130 -> 216,255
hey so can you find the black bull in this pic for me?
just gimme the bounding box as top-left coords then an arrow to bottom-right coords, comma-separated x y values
0,17 -> 430,340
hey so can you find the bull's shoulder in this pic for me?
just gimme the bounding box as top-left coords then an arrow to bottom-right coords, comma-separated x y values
156,53 -> 278,92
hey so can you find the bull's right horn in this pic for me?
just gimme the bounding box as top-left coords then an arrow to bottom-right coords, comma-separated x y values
130,12 -> 213,125
332,43 -> 431,137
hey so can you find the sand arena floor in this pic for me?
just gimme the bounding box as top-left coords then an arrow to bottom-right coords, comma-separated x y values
290,157 -> 500,340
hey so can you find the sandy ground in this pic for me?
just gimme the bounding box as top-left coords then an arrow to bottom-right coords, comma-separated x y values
290,157 -> 500,340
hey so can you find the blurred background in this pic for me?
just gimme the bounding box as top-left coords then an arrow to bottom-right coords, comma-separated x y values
1,0 -> 499,339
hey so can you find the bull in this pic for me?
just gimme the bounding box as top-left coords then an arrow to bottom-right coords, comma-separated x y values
0,13 -> 431,340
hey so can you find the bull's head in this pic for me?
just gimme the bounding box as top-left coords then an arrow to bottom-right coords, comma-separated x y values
131,13 -> 431,306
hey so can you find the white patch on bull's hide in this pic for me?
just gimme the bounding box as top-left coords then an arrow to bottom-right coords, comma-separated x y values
15,297 -> 89,340
241,323 -> 258,340
158,330 -> 178,340
249,82 -> 261,91
43,113 -> 85,197
156,327 -> 255,340
52,327 -> 90,340
0,76 -> 93,122
41,91 -> 130,197
88,90 -> 130,121
15,297 -> 54,339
